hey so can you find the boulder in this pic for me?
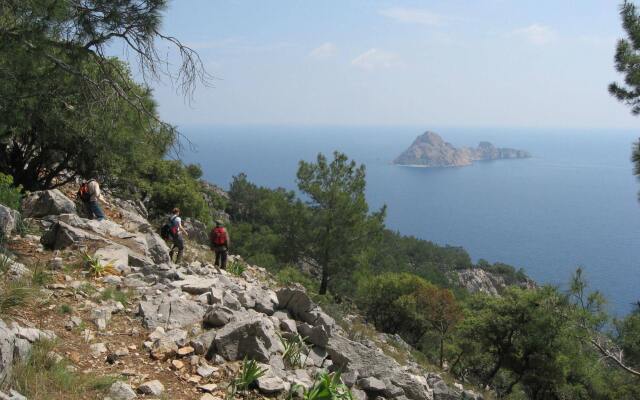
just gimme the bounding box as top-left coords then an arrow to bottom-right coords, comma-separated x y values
138,380 -> 164,396
173,276 -> 217,295
257,367 -> 287,395
0,319 -> 56,384
432,380 -> 459,400
21,189 -> 76,218
183,217 -> 209,245
276,286 -> 333,326
391,373 -> 433,400
150,337 -> 178,360
138,225 -> 171,264
213,315 -> 282,362
280,319 -> 297,334
276,285 -> 314,319
95,244 -> 129,273
40,220 -> 108,250
138,296 -> 206,330
298,323 -> 330,347
108,381 -> 137,400
197,364 -> 217,378
358,377 -> 386,392
0,204 -> 20,237
203,305 -> 235,328
326,335 -> 400,381
191,330 -> 217,357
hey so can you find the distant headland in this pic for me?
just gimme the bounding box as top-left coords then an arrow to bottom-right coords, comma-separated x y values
394,131 -> 531,167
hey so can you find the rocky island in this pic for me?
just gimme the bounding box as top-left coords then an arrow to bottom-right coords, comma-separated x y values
394,131 -> 531,167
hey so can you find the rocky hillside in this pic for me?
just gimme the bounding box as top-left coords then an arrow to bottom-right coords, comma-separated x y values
394,132 -> 530,167
0,189 -> 485,400
455,268 -> 536,296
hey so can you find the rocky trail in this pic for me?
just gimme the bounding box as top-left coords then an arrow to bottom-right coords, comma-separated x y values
0,189 -> 484,400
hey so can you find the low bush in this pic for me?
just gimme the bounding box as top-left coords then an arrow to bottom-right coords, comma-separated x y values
0,173 -> 22,209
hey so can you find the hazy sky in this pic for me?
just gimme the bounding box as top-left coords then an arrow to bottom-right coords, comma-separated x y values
138,0 -> 640,129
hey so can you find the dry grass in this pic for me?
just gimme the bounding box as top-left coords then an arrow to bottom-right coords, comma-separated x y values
7,340 -> 118,400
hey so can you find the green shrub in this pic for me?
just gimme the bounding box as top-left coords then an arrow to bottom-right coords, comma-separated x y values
101,287 -> 133,305
0,173 -> 22,209
276,266 -> 318,291
58,304 -> 73,315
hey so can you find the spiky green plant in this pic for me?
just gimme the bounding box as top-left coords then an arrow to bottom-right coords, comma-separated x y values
227,260 -> 247,277
0,254 -> 11,273
293,372 -> 353,400
278,332 -> 310,369
226,357 -> 268,399
80,251 -> 119,278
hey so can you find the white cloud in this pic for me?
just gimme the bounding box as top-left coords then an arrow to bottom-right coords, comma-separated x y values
309,42 -> 337,59
351,48 -> 403,71
379,7 -> 445,26
512,24 -> 557,45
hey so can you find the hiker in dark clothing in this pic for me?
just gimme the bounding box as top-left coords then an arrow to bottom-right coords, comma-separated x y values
210,220 -> 230,269
78,179 -> 106,221
168,208 -> 188,264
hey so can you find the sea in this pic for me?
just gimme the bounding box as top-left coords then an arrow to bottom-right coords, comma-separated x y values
179,125 -> 640,316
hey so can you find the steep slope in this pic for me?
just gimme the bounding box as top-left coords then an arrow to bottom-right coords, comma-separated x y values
0,189 -> 485,400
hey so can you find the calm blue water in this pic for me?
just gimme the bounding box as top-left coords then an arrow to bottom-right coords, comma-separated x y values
180,125 -> 640,315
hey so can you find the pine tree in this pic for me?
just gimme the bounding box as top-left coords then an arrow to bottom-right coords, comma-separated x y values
297,152 -> 385,295
610,1 -> 640,194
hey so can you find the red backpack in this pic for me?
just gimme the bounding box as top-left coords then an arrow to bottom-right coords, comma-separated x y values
211,227 -> 227,246
77,182 -> 91,202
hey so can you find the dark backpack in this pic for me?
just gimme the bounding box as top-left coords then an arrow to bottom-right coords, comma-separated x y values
160,223 -> 172,240
77,182 -> 91,203
160,216 -> 178,240
211,226 -> 227,246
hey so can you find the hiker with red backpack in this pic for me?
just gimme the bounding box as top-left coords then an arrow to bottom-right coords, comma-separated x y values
210,220 -> 230,269
167,208 -> 188,264
77,179 -> 105,221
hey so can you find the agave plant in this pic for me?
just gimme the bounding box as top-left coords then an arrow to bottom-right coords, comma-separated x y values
0,253 -> 11,273
292,372 -> 353,400
227,260 -> 247,277
278,332 -> 310,369
226,357 -> 268,399
81,251 -> 119,278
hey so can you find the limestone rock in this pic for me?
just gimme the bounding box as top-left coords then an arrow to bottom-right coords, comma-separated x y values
21,189 -> 76,218
358,377 -> 386,392
203,305 -> 235,328
138,296 -> 205,329
213,315 -> 282,362
432,380 -> 459,400
191,329 -> 217,357
197,364 -> 217,378
150,337 -> 178,360
297,322 -> 330,347
109,381 -> 137,400
0,204 -> 20,237
138,380 -> 164,396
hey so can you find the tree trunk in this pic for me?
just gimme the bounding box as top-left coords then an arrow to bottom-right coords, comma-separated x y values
319,264 -> 329,295
439,336 -> 444,369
